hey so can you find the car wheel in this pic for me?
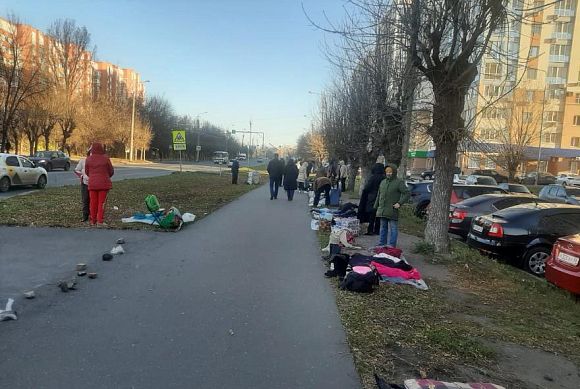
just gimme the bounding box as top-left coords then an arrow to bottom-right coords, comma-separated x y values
46,163 -> 52,172
524,246 -> 551,276
64,162 -> 70,171
415,201 -> 429,219
0,177 -> 10,192
36,175 -> 47,189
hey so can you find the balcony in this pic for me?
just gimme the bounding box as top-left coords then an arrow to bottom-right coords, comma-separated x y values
549,55 -> 570,63
547,77 -> 567,85
551,32 -> 572,40
555,8 -> 575,17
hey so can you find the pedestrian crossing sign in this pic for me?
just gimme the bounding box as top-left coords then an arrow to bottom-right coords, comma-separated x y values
172,130 -> 186,144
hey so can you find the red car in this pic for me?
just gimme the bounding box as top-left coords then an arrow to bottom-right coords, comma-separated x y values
546,235 -> 580,295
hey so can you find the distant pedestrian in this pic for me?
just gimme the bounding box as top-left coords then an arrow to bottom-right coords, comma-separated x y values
297,160 -> 308,192
74,148 -> 91,222
374,164 -> 410,247
231,159 -> 240,184
313,169 -> 332,207
328,159 -> 339,188
358,163 -> 385,235
267,153 -> 284,200
85,142 -> 114,226
339,160 -> 348,191
283,158 -> 299,201
306,160 -> 314,177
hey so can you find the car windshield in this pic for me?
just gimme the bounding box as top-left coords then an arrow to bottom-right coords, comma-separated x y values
34,151 -> 50,158
510,185 -> 530,193
567,188 -> 580,197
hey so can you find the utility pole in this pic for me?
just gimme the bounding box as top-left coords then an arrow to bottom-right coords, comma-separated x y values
248,120 -> 252,168
535,82 -> 547,185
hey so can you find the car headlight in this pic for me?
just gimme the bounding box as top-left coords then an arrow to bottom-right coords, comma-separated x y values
39,159 -> 46,163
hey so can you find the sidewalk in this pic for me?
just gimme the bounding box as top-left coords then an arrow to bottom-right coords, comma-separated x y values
0,186 -> 360,389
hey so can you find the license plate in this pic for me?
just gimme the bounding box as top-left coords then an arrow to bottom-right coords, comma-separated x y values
557,252 -> 579,266
472,225 -> 484,233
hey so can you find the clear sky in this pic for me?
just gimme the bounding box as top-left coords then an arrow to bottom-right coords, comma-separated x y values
2,0 -> 345,146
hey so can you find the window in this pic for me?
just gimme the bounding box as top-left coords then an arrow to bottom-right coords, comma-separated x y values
485,85 -> 503,97
531,23 -> 542,36
485,158 -> 496,169
484,63 -> 502,79
548,66 -> 568,78
544,132 -> 557,143
576,94 -> 580,104
18,157 -> 33,168
468,155 -> 480,169
480,128 -> 500,140
527,68 -> 538,79
545,111 -> 562,122
540,213 -> 580,236
550,44 -> 570,56
548,88 -> 564,100
555,22 -> 573,34
572,137 -> 580,147
527,91 -> 535,101
5,156 -> 19,167
574,115 -> 580,125
529,46 -> 539,57
556,0 -> 577,10
483,108 -> 506,119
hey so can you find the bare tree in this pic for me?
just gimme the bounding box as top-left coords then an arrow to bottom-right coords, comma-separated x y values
472,86 -> 542,181
0,15 -> 46,152
45,18 -> 94,151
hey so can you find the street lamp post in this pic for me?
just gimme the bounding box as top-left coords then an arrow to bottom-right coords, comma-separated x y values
130,80 -> 150,161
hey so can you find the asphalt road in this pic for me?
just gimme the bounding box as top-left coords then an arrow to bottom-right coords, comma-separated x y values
0,185 -> 360,388
0,158 -> 266,200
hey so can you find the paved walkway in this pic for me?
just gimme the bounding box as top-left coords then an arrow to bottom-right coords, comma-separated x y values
0,186 -> 360,389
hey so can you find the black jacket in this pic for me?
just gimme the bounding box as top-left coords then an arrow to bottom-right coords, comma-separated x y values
267,158 -> 284,179
283,163 -> 299,190
231,160 -> 239,173
358,163 -> 385,217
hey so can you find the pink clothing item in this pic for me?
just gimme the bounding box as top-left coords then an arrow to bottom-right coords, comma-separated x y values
404,379 -> 505,389
371,261 -> 421,280
374,246 -> 403,258
352,266 -> 373,274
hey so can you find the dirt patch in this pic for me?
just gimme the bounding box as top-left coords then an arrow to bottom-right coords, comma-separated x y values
490,342 -> 579,389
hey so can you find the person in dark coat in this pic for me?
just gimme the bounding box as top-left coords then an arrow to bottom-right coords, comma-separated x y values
85,142 -> 114,226
283,158 -> 299,201
231,159 -> 240,184
267,154 -> 284,200
358,163 -> 385,235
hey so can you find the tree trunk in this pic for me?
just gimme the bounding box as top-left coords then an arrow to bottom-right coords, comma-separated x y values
347,161 -> 358,192
425,138 -> 458,253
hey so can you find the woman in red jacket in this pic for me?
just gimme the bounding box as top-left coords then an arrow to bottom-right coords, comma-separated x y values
85,142 -> 114,225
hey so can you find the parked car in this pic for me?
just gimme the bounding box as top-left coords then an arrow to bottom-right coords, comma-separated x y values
473,169 -> 508,183
237,153 -> 247,161
555,172 -> 580,186
538,184 -> 580,205
256,157 -> 264,163
29,150 -> 70,172
519,172 -> 557,185
0,153 -> 48,192
546,234 -> 580,295
408,182 -> 506,218
498,183 -> 532,194
467,203 -> 580,276
465,175 -> 498,186
449,194 -> 548,238
420,170 -> 434,180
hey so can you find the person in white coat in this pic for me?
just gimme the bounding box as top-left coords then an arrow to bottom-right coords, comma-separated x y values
339,160 -> 348,191
74,148 -> 91,222
297,160 -> 308,192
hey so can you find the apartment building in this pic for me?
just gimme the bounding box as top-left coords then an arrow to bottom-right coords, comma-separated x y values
0,16 -> 145,103
464,0 -> 580,175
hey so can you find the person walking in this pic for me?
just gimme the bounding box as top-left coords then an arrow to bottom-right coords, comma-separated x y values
313,169 -> 332,207
357,163 -> 385,235
297,160 -> 308,192
339,160 -> 348,191
85,142 -> 114,226
231,159 -> 240,184
306,160 -> 314,177
373,164 -> 410,247
74,148 -> 91,222
267,153 -> 284,200
283,158 -> 299,201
